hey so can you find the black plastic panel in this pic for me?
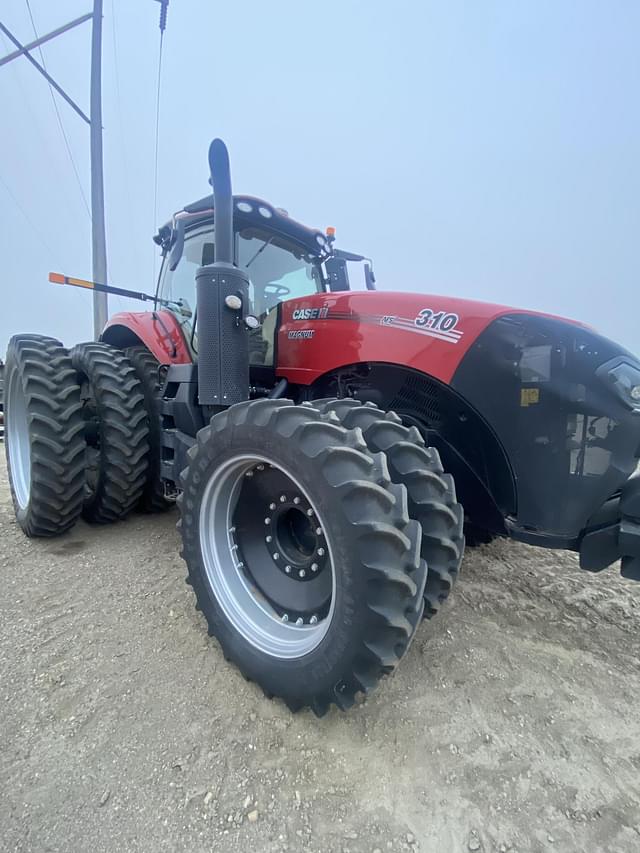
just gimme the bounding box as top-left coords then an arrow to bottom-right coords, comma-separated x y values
453,314 -> 640,539
196,265 -> 250,406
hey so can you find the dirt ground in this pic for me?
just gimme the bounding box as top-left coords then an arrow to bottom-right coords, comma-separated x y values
1,455 -> 639,853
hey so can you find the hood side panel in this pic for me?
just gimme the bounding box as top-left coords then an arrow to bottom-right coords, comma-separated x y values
452,313 -> 640,539
276,291 -> 516,385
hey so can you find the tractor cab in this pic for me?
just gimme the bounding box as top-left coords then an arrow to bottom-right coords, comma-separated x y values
154,194 -> 375,365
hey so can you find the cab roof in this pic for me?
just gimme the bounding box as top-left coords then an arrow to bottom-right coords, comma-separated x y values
155,194 -> 330,259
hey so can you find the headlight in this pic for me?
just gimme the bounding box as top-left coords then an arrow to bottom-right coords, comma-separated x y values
597,358 -> 640,411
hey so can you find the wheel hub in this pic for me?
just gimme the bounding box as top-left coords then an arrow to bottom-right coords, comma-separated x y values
232,465 -> 331,623
267,495 -> 327,582
198,454 -> 336,658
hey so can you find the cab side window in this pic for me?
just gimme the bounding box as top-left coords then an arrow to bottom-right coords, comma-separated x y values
159,224 -> 214,316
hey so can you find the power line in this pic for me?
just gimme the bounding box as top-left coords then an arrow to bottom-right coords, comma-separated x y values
0,170 -> 61,264
24,0 -> 91,219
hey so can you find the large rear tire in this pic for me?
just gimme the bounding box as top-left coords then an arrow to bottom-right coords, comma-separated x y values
4,334 -> 85,536
313,399 -> 465,619
178,399 -> 427,716
124,346 -> 173,512
71,343 -> 149,523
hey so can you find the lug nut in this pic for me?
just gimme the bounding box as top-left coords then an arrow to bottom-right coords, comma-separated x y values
285,565 -> 292,574
231,543 -> 238,551
317,547 -> 325,557
311,563 -> 319,572
265,535 -> 272,543
309,614 -> 318,625
269,502 -> 277,511
273,552 -> 280,561
281,613 -> 289,622
246,470 -> 254,478
279,494 -> 287,503
306,509 -> 313,517
293,496 -> 301,505
228,526 -> 236,534
264,517 -> 271,525
299,569 -> 306,578
315,527 -> 322,536
296,617 -> 303,626
256,463 -> 265,471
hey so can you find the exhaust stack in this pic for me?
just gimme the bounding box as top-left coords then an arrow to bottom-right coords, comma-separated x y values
195,139 -> 250,407
209,138 -> 233,266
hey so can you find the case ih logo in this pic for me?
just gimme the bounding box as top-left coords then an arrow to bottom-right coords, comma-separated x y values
292,307 -> 329,321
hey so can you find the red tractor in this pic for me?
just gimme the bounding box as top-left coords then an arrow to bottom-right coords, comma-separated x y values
5,140 -> 640,715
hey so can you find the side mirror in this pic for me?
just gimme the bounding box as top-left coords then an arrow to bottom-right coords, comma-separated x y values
168,219 -> 185,271
364,262 -> 376,291
325,256 -> 350,292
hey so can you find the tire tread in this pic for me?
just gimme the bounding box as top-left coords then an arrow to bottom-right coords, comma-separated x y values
4,335 -> 85,536
71,342 -> 149,523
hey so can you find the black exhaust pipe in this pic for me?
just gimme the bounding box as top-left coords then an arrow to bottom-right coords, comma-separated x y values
209,138 -> 233,266
195,139 -> 250,406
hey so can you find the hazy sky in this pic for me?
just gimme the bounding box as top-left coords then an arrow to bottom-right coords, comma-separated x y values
0,0 -> 638,355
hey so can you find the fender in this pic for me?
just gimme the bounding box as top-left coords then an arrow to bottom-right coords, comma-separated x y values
101,310 -> 191,365
275,290 -> 586,386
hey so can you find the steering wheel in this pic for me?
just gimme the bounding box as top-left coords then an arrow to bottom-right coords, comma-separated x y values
265,283 -> 291,298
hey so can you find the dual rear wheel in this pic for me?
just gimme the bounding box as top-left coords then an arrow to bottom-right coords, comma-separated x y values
4,335 -> 152,535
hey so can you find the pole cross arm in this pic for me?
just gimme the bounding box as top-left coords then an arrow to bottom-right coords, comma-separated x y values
0,17 -> 91,124
0,12 -> 92,66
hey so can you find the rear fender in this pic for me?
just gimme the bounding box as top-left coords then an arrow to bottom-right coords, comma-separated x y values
101,310 -> 192,364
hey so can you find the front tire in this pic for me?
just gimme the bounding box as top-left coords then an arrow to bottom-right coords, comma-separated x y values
313,399 -> 465,619
178,399 -> 427,716
4,335 -> 85,536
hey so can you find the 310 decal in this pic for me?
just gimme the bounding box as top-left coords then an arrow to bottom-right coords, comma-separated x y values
415,309 -> 458,331
413,308 -> 463,342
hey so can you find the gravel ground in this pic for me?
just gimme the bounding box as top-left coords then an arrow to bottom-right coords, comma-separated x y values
1,454 -> 639,853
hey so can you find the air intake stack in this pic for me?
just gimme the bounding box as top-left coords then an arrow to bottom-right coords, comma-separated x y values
195,138 -> 250,406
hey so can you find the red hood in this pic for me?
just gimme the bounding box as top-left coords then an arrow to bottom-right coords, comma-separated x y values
276,289 -> 589,387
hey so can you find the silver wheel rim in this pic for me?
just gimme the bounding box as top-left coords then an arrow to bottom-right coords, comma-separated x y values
6,368 -> 31,510
199,454 -> 336,659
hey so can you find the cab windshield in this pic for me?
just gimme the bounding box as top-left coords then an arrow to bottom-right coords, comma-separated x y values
158,222 -> 322,320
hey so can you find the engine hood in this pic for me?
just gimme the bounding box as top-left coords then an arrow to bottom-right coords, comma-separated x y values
276,289 -> 599,387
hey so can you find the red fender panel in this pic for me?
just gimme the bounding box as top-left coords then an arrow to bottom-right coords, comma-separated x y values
102,310 -> 192,364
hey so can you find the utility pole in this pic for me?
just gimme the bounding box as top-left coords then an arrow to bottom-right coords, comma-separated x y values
1,2 -> 167,339
90,0 -> 108,336
0,3 -> 107,339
